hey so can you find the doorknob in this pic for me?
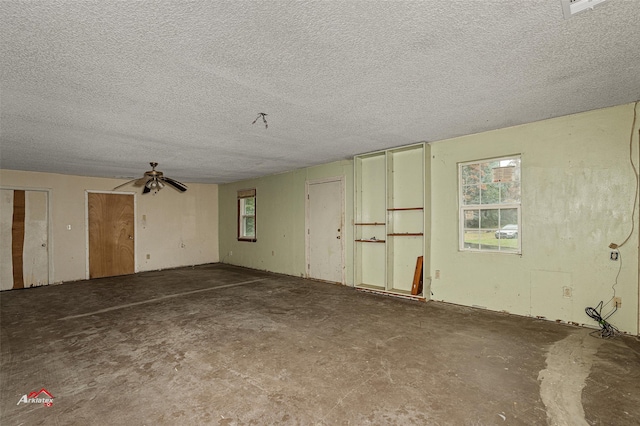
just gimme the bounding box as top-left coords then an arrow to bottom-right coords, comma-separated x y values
129,235 -> 134,240
41,243 -> 47,247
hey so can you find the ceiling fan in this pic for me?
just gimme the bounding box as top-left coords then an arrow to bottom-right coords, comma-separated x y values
114,162 -> 188,194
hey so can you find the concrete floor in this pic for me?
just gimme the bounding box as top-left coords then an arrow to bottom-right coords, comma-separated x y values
1,264 -> 639,425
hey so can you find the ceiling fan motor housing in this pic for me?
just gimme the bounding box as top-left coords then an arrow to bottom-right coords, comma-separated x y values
113,162 -> 188,194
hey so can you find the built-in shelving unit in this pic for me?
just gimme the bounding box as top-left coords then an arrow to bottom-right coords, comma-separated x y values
354,143 -> 426,297
354,151 -> 386,289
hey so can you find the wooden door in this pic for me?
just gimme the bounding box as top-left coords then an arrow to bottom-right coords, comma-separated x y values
307,178 -> 344,283
88,193 -> 135,279
0,189 -> 49,290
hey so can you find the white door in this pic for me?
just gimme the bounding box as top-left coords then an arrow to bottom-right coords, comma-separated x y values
307,178 -> 344,283
0,189 -> 49,290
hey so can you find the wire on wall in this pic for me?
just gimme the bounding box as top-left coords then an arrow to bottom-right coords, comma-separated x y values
605,250 -> 623,305
586,251 -> 623,338
585,301 -> 619,338
587,101 -> 639,338
609,101 -> 639,250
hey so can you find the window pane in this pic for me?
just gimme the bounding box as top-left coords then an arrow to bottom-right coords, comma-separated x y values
481,161 -> 500,183
499,208 -> 518,228
496,231 -> 519,251
461,164 -> 481,185
463,230 -> 482,250
480,183 -> 500,205
244,197 -> 255,215
494,208 -> 518,250
462,185 -> 479,205
464,209 -> 479,229
500,182 -> 520,203
243,216 -> 255,237
480,209 -> 499,230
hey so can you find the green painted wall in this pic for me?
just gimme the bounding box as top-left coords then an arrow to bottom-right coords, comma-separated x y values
430,103 -> 639,334
220,103 -> 639,334
219,160 -> 354,281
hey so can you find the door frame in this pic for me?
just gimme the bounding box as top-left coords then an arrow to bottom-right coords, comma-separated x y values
305,176 -> 345,284
0,186 -> 53,286
85,190 -> 138,279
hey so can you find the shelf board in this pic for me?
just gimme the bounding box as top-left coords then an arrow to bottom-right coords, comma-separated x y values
387,233 -> 423,236
354,239 -> 386,243
354,222 -> 385,226
356,283 -> 386,291
387,207 -> 423,211
356,286 -> 426,301
389,288 -> 414,296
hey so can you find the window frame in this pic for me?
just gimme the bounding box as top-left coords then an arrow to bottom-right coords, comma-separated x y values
458,155 -> 521,254
237,188 -> 257,242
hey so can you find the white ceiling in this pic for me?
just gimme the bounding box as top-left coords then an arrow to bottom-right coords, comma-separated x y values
1,1 -> 639,184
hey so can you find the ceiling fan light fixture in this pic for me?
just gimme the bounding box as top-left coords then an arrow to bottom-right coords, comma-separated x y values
145,179 -> 164,191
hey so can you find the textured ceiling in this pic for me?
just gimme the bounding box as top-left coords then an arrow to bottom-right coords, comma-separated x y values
1,1 -> 639,184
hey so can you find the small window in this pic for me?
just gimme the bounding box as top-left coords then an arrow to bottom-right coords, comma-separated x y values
238,189 -> 256,242
459,156 -> 521,253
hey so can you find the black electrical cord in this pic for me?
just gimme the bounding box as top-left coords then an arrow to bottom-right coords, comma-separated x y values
585,301 -> 619,338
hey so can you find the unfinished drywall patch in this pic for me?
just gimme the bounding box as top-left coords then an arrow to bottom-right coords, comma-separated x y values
531,270 -> 573,321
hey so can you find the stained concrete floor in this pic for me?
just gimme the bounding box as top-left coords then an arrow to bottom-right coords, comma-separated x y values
1,264 -> 639,425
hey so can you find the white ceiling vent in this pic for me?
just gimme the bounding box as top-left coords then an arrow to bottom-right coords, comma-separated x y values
561,0 -> 609,19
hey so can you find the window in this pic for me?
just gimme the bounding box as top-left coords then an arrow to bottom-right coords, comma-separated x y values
237,189 -> 256,241
459,156 -> 521,253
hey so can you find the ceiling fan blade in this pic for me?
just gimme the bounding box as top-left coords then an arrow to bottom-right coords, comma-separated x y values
142,185 -> 151,194
113,178 -> 139,190
161,177 -> 188,192
133,178 -> 148,187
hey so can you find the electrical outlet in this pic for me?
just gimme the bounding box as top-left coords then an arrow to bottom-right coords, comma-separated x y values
610,251 -> 619,261
146,254 -> 150,259
614,297 -> 622,308
435,270 -> 440,279
229,251 -> 232,256
562,286 -> 572,298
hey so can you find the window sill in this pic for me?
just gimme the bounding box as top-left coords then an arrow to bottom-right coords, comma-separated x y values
460,248 -> 522,255
237,238 -> 257,242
